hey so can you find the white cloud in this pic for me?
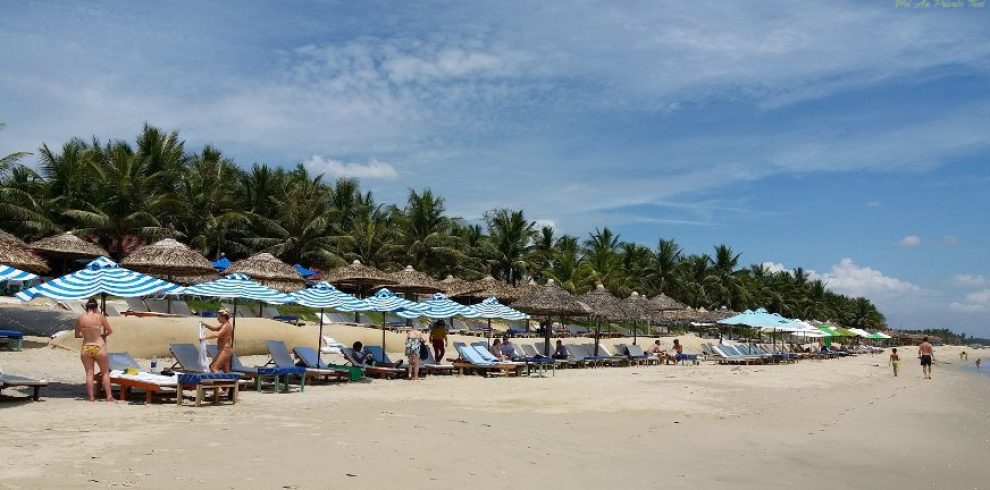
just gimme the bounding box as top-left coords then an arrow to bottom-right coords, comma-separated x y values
761,262 -> 792,274
952,274 -> 988,288
302,155 -> 399,180
898,235 -> 922,247
950,289 -> 990,313
942,235 -> 960,246
818,258 -> 921,297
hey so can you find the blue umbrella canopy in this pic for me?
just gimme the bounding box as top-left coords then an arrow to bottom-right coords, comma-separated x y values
180,273 -> 292,303
16,256 -> 181,301
364,288 -> 424,313
289,281 -> 368,311
717,307 -> 796,329
0,264 -> 38,282
211,256 -> 231,271
471,296 -> 529,320
396,292 -> 478,319
293,263 -> 317,278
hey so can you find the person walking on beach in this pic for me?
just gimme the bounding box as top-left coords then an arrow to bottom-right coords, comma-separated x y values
918,337 -> 934,379
429,320 -> 448,363
201,309 -> 233,373
976,358 -> 981,369
405,328 -> 425,380
959,350 -> 968,361
889,348 -> 900,377
74,298 -> 115,402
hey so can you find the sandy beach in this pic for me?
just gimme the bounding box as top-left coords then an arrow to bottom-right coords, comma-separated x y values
2,320 -> 988,490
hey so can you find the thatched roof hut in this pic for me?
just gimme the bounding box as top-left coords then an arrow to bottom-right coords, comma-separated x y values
622,291 -> 653,322
30,232 -> 107,259
382,265 -> 442,295
578,284 -> 629,321
120,238 -> 215,277
324,260 -> 394,287
512,279 -> 592,317
649,293 -> 686,311
226,253 -> 304,292
0,231 -> 49,274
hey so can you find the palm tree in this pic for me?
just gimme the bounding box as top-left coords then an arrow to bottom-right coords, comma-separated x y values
545,235 -> 594,293
173,146 -> 251,258
583,227 -> 621,288
484,208 -> 536,285
650,238 -> 683,295
706,244 -> 748,310
0,123 -> 30,177
394,188 -> 463,274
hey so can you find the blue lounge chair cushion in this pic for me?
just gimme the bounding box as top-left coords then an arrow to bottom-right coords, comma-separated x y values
457,345 -> 495,366
177,372 -> 242,385
0,330 -> 24,339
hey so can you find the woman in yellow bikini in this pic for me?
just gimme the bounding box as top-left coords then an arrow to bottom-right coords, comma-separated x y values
201,310 -> 233,373
74,298 -> 115,402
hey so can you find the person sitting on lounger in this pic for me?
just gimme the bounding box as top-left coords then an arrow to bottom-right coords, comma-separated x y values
672,339 -> 684,364
553,340 -> 569,360
74,298 -> 115,402
352,341 -> 371,365
646,340 -> 671,364
490,338 -> 506,361
200,309 -> 233,373
499,336 -> 517,361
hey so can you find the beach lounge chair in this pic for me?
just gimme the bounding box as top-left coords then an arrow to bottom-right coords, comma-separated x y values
293,346 -> 363,382
420,347 -> 456,375
710,344 -> 762,365
450,344 -> 524,377
265,340 -> 349,383
624,344 -> 660,366
125,298 -> 150,312
595,344 -> 631,366
363,345 -> 407,368
168,343 -> 210,373
521,343 -> 569,369
0,373 -> 48,400
221,303 -> 257,318
0,330 -> 24,351
468,343 -> 527,368
565,324 -> 591,337
207,345 -> 307,392
341,347 -> 405,379
145,298 -> 185,316
567,344 -> 605,368
262,306 -> 301,325
107,351 -> 240,405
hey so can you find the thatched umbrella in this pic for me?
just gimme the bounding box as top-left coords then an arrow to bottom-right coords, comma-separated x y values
622,291 -> 652,345
513,279 -> 592,356
578,284 -> 630,354
649,293 -> 686,311
439,274 -> 483,297
382,265 -> 443,296
226,253 -> 304,293
324,260 -> 393,288
453,275 -> 519,302
30,232 -> 107,259
0,231 -> 49,275
120,239 -> 216,313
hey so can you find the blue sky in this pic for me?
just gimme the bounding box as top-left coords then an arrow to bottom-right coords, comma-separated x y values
1,1 -> 988,335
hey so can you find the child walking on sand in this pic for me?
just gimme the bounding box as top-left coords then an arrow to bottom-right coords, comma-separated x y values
889,348 -> 900,377
977,358 -> 982,369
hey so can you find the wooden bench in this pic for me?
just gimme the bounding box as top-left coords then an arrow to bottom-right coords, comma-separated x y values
0,374 -> 48,400
0,330 -> 24,351
177,379 -> 239,407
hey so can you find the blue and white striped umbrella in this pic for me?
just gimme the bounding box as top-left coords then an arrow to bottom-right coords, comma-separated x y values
471,296 -> 529,320
180,273 -> 292,303
289,281 -> 369,311
0,264 -> 38,282
396,292 -> 478,319
16,256 -> 180,301
364,288 -> 424,314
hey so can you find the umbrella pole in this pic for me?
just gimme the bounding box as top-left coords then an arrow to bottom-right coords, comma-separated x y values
487,318 -> 492,348
317,308 -> 325,366
594,320 -> 601,359
100,293 -> 107,316
166,275 -> 173,314
544,315 -> 551,356
382,311 -> 387,351
633,320 -> 638,345
232,299 -> 238,353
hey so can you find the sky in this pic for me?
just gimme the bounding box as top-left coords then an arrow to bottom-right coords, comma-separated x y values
1,1 -> 988,335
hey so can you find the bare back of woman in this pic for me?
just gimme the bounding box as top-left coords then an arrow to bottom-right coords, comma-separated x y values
74,299 -> 115,402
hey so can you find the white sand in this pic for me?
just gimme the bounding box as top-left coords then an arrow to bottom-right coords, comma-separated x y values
1,322 -> 988,489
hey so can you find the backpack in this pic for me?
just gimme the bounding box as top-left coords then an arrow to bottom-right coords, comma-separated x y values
419,342 -> 430,360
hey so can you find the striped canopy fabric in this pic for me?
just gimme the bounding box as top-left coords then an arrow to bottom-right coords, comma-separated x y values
180,273 -> 292,303
289,281 -> 369,311
470,296 -> 529,320
0,264 -> 39,282
717,307 -> 797,331
16,256 -> 181,301
364,288 -> 424,314
396,292 -> 478,319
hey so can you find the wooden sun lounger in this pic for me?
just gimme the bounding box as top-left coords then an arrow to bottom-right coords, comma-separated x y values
0,374 -> 48,400
340,347 -> 405,379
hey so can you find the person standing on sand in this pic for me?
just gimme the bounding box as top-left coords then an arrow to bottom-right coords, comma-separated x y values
976,358 -> 981,369
201,310 -> 233,373
889,348 -> 900,377
429,320 -> 448,363
405,328 -> 425,380
918,337 -> 934,379
74,298 -> 115,402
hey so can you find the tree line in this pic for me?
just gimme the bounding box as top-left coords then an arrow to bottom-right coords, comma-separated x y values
0,124 -> 887,329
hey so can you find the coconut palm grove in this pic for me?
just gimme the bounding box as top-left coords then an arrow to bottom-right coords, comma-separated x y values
0,124 -> 885,329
